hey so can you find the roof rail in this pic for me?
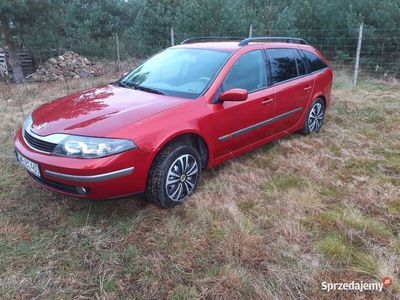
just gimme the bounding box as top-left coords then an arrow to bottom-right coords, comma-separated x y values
181,36 -> 244,45
238,37 -> 308,46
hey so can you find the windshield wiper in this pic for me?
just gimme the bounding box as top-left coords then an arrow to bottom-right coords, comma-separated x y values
114,81 -> 131,89
131,83 -> 165,95
115,81 -> 165,95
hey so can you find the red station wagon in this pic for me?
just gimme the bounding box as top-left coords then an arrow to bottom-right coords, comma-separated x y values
15,37 -> 333,207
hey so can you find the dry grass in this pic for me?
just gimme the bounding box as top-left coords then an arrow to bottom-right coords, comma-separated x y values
0,69 -> 399,299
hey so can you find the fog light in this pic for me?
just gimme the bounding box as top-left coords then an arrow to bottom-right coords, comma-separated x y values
76,186 -> 88,195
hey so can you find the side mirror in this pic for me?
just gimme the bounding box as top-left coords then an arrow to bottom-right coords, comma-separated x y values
219,88 -> 248,102
121,72 -> 128,78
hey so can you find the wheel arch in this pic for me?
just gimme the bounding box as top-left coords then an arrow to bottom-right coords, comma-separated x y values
154,130 -> 211,169
316,94 -> 327,107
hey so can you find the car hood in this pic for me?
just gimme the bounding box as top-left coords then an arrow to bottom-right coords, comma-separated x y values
30,84 -> 187,137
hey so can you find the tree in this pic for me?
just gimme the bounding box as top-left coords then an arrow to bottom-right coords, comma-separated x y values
0,0 -> 53,83
131,0 -> 179,56
1,0 -> 400,79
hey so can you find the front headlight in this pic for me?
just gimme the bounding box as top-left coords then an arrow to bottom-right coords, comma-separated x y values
52,135 -> 136,158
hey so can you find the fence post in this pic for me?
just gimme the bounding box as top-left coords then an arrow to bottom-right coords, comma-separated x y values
249,24 -> 253,38
63,77 -> 70,93
170,27 -> 175,46
353,23 -> 363,87
115,32 -> 120,73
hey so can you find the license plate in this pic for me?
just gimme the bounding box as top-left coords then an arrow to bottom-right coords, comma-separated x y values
16,151 -> 41,177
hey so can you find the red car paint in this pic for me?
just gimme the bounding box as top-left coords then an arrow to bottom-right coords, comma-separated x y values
14,42 -> 333,200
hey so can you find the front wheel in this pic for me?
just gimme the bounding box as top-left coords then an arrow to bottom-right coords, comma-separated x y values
146,143 -> 201,208
301,98 -> 325,135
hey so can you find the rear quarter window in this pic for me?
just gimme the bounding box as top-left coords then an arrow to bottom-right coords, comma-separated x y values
302,50 -> 328,73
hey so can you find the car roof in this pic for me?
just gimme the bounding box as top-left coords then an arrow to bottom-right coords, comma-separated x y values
173,41 -> 316,53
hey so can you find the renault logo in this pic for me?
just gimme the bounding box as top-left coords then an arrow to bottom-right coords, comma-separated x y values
37,122 -> 48,130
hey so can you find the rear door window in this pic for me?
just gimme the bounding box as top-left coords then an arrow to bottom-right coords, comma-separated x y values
302,50 -> 328,72
223,50 -> 267,93
267,49 -> 298,84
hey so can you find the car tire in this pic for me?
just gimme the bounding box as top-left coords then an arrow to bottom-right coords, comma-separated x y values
301,98 -> 325,135
146,142 -> 201,208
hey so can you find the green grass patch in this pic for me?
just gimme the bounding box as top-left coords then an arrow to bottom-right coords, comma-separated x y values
392,241 -> 400,255
254,142 -> 282,170
329,104 -> 352,128
68,209 -> 89,227
356,106 -> 386,123
387,201 -> 400,216
316,233 -> 380,276
358,128 -> 381,139
329,145 -> 342,156
170,284 -> 198,300
238,200 -> 257,212
313,206 -> 393,240
317,233 -> 356,264
317,183 -> 347,199
121,244 -> 140,263
103,277 -> 118,293
344,158 -> 383,177
353,252 -> 380,276
0,234 -> 50,276
263,174 -> 308,193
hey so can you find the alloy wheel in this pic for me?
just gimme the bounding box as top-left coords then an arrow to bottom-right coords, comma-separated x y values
308,102 -> 324,132
165,154 -> 199,202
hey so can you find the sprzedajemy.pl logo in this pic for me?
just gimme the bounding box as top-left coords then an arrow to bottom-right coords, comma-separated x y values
321,277 -> 392,293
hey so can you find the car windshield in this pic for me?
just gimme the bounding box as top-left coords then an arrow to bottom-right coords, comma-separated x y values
121,48 -> 231,99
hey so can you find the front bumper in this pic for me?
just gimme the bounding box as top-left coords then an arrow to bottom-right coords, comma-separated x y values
14,128 -> 155,199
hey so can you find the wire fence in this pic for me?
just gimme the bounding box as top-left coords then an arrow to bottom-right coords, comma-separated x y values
2,26 -> 400,84
170,27 -> 400,81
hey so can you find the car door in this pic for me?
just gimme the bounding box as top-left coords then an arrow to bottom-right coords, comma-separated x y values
266,48 -> 314,133
210,50 -> 276,158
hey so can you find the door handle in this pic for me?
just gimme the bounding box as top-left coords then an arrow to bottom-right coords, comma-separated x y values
304,86 -> 312,91
261,98 -> 274,105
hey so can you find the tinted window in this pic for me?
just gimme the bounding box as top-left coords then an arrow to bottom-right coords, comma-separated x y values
293,49 -> 307,76
223,50 -> 267,92
302,50 -> 327,72
268,49 -> 298,84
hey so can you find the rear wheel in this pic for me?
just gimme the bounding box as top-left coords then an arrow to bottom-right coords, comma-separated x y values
146,143 -> 201,208
302,98 -> 325,134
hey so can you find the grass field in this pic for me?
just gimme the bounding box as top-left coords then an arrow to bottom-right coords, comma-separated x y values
0,72 -> 399,299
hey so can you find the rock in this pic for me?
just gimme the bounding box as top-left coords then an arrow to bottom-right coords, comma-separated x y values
79,69 -> 93,79
28,51 -> 102,82
48,66 -> 59,74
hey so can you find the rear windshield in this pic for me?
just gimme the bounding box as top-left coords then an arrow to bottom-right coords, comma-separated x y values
121,48 -> 231,99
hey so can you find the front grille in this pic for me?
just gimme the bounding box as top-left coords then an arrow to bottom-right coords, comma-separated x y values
24,130 -> 57,153
29,172 -> 87,195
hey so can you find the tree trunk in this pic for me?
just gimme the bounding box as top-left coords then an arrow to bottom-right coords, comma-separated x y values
0,16 -> 25,83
